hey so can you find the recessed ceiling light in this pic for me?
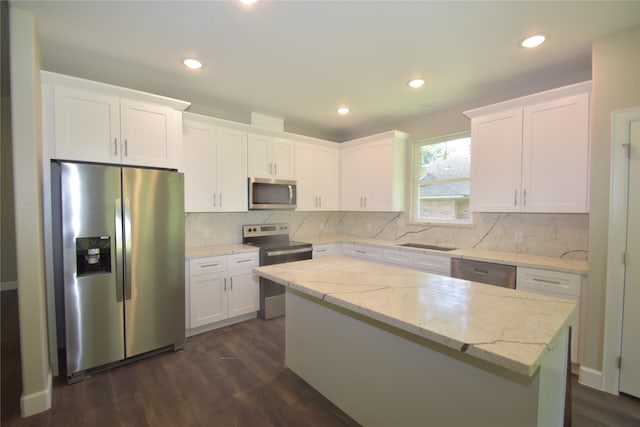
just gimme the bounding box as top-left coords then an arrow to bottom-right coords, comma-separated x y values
408,79 -> 425,89
521,34 -> 546,48
240,0 -> 258,5
183,58 -> 203,69
337,106 -> 350,115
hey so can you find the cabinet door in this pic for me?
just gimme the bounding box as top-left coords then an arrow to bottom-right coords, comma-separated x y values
516,267 -> 581,363
120,100 -> 176,168
216,127 -> 248,212
315,146 -> 340,210
53,86 -> 120,163
183,121 -> 216,212
247,133 -> 272,178
190,272 -> 227,327
470,109 -> 523,212
340,146 -> 365,210
272,137 -> 294,179
364,140 -> 394,211
521,93 -> 590,213
228,271 -> 259,317
294,142 -> 317,210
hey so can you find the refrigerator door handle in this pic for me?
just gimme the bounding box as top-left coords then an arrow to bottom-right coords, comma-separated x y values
115,198 -> 124,302
123,198 -> 133,300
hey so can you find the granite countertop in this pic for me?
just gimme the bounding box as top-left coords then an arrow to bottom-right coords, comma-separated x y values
254,256 -> 576,377
185,244 -> 258,259
300,234 -> 588,275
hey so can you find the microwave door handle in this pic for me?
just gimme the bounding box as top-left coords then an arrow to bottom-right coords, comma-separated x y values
288,185 -> 293,204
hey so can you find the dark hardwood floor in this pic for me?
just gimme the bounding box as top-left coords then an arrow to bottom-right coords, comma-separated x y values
2,289 -> 640,426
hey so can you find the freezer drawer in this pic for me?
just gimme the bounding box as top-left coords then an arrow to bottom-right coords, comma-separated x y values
451,258 -> 516,289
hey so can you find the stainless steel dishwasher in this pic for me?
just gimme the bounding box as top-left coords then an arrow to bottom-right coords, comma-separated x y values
451,258 -> 516,289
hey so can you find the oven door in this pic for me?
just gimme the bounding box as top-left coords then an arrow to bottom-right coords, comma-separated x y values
259,246 -> 312,320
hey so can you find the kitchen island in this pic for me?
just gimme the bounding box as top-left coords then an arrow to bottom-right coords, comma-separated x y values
254,256 -> 575,427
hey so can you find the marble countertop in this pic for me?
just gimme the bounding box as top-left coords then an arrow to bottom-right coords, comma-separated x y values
185,244 -> 258,259
254,256 -> 576,377
300,234 -> 587,275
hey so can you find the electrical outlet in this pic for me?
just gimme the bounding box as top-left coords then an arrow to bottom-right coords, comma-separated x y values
514,231 -> 523,243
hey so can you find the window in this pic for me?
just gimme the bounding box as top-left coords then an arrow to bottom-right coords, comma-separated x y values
412,133 -> 471,223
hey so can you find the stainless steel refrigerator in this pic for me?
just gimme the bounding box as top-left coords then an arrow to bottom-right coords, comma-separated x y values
52,160 -> 185,382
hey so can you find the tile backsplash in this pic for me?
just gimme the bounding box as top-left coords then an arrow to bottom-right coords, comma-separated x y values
185,211 -> 588,260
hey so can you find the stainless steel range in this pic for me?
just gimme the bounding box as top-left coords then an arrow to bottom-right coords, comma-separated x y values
242,224 -> 312,319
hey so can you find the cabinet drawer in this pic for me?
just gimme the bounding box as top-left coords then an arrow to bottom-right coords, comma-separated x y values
516,267 -> 580,297
342,244 -> 383,261
412,253 -> 451,276
190,256 -> 227,276
228,252 -> 259,272
313,244 -> 338,258
383,249 -> 412,267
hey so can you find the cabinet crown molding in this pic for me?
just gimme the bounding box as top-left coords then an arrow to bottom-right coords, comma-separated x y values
41,71 -> 191,111
463,81 -> 592,119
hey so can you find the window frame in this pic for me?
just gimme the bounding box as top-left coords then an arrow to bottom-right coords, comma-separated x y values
409,131 -> 473,226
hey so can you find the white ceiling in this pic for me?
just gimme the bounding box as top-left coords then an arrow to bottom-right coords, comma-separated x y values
10,0 -> 640,141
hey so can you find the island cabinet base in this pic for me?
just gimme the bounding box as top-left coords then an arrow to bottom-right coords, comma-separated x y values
285,289 -> 568,427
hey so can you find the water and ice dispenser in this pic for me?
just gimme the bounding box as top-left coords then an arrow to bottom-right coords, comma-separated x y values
75,236 -> 111,276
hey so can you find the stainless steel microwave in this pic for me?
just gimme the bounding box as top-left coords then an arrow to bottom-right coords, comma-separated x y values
248,177 -> 297,210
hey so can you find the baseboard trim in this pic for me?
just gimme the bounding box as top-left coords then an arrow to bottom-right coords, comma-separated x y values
186,312 -> 257,337
20,370 -> 52,417
1,280 -> 18,291
578,365 -> 604,391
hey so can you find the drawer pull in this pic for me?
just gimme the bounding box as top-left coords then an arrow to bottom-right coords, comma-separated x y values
200,263 -> 219,268
532,278 -> 562,285
235,258 -> 253,263
355,250 -> 367,254
473,268 -> 489,275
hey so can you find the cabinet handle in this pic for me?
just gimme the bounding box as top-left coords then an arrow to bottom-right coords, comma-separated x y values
319,196 -> 322,207
230,277 -> 233,290
269,163 -> 273,174
274,163 -> 278,175
219,193 -> 222,207
532,277 -> 562,285
235,258 -> 253,263
523,189 -> 527,206
213,193 -> 217,207
124,139 -> 128,156
224,277 -> 227,291
364,196 -> 367,208
355,250 -> 367,254
114,137 -> 118,156
514,190 -> 518,206
473,268 -> 489,275
200,263 -> 219,268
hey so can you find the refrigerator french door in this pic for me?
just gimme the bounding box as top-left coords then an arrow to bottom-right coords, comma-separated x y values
52,161 -> 185,381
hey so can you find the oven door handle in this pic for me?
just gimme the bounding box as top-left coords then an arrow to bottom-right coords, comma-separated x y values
265,247 -> 312,257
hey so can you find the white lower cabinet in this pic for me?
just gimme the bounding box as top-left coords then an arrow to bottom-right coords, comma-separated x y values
340,243 -> 452,276
411,253 -> 451,276
312,243 -> 339,258
516,267 -> 581,364
187,252 -> 259,330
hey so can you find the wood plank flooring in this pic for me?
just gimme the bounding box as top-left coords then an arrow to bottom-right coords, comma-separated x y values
2,289 -> 640,426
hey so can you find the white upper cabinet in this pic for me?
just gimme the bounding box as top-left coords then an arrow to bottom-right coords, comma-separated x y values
42,71 -> 189,169
295,141 -> 339,210
183,114 -> 247,212
340,130 -> 409,211
466,82 -> 591,213
247,133 -> 294,179
470,109 -> 524,212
